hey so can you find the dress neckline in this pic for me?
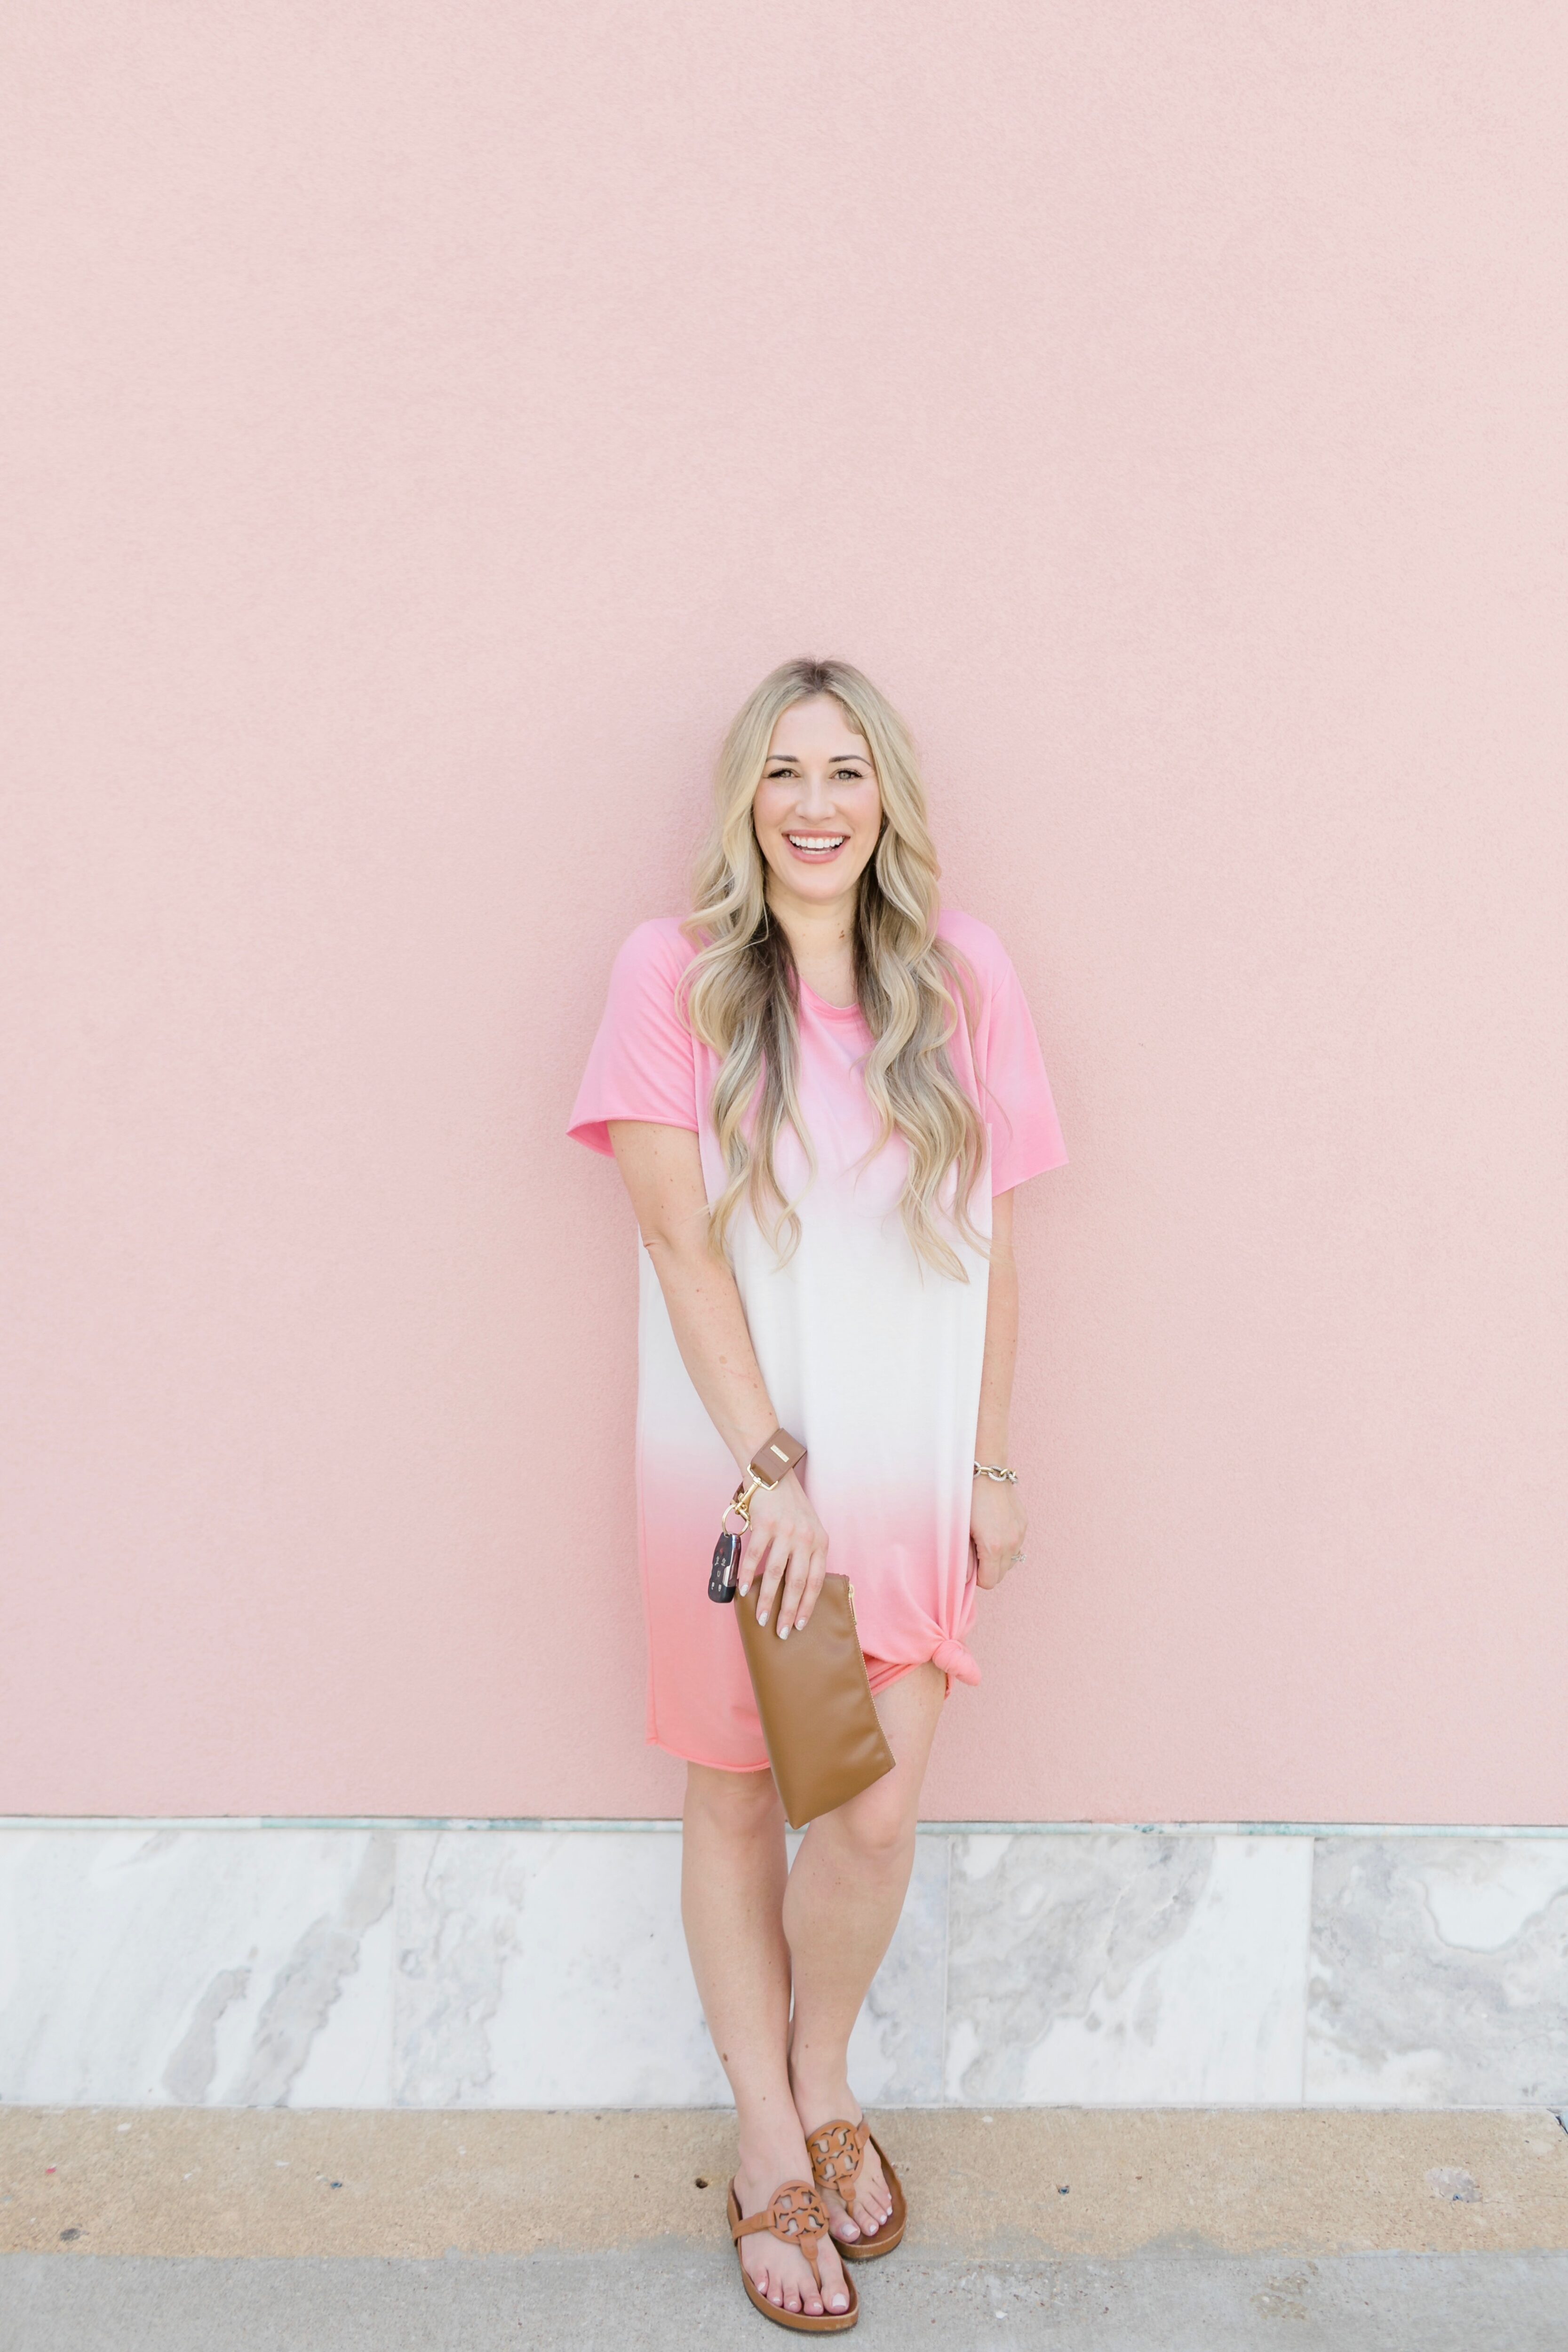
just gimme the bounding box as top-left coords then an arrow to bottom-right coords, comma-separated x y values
796,975 -> 867,1023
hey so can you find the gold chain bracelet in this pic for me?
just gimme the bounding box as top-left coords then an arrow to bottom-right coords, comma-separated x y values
973,1461 -> 1018,1483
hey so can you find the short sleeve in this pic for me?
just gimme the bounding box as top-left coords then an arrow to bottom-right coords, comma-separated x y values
966,933 -> 1068,1194
567,919 -> 701,1157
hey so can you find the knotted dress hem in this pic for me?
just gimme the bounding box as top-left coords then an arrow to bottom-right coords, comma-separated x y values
648,1639 -> 979,1773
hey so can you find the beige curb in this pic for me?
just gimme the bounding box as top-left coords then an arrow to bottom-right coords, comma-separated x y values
4,2107 -> 1567,2261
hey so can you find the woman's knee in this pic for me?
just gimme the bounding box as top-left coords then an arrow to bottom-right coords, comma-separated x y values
686,1760 -> 784,1841
828,1777 -> 917,1867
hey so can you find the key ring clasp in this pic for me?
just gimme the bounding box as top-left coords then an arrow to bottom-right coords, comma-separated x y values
721,1470 -> 764,1535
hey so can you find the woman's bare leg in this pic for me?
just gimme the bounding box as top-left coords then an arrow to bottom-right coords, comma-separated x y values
680,1761 -> 852,2319
784,1662 -> 947,2244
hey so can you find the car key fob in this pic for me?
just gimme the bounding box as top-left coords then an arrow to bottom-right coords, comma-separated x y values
708,1528 -> 741,1603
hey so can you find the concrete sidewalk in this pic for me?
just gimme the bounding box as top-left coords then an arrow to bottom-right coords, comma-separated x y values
4,2107 -> 1568,2347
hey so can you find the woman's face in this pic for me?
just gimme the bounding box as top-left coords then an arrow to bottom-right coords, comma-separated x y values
751,695 -> 884,909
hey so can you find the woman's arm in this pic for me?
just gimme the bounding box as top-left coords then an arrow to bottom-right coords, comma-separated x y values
606,1118 -> 830,1637
970,1187 -> 1028,1589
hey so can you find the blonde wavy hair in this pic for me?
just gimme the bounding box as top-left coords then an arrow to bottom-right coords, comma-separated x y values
681,657 -> 988,1279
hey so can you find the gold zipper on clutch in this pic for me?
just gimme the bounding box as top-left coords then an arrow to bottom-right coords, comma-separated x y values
846,1582 -> 857,1622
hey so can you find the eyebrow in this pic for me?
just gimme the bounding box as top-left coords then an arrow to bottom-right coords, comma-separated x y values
764,752 -> 870,765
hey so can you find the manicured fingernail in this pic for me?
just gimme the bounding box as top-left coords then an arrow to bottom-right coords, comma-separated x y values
756,1612 -> 767,1626
778,1623 -> 789,1640
795,1615 -> 807,1630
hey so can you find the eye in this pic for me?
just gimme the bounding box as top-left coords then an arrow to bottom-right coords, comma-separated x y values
833,766 -> 864,780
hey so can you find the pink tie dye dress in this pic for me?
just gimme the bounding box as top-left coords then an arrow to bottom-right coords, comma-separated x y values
568,908 -> 1067,1771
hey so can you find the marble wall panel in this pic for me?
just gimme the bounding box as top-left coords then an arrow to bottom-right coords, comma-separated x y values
0,1828 -> 394,2107
393,1828 -> 728,2107
943,1832 -> 1312,2106
1306,1838 -> 1568,2106
7,1824 -> 1565,2112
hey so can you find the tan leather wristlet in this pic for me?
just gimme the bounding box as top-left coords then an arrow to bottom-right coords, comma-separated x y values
708,1429 -> 808,1605
709,1422 -> 895,1826
736,1574 -> 895,1828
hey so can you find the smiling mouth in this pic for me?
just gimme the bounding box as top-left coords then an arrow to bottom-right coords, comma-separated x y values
785,833 -> 849,858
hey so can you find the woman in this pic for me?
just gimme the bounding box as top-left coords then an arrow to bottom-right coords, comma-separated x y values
568,658 -> 1066,2330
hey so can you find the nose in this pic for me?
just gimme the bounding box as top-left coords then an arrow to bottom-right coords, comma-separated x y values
794,770 -> 840,821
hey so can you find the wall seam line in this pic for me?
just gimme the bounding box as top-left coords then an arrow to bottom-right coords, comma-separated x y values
4,1818 -> 1562,1837
938,1831 -> 953,2108
1298,1834 -> 1314,2108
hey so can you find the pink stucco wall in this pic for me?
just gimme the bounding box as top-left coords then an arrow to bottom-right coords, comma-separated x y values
3,4 -> 1565,1823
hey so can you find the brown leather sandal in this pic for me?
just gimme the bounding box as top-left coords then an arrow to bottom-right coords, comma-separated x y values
726,2176 -> 859,2332
805,2116 -> 907,2259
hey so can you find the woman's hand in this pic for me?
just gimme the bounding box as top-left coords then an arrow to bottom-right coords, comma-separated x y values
969,1471 -> 1027,1591
738,1470 -> 830,1639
